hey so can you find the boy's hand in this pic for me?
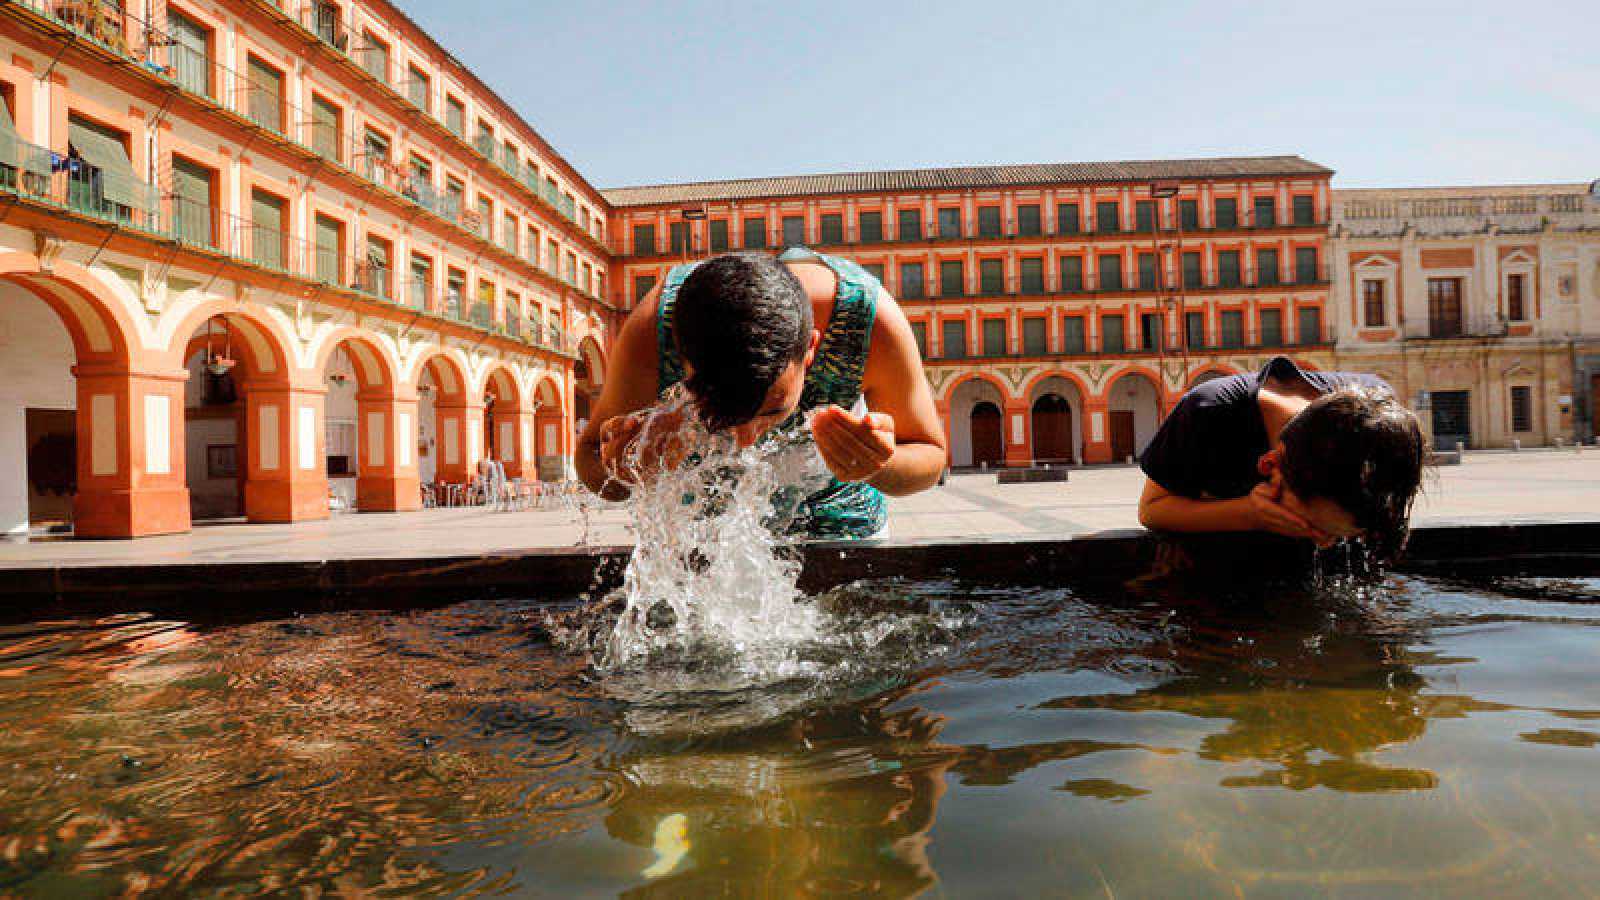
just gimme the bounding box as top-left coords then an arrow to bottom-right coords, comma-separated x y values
1247,479 -> 1334,546
812,404 -> 896,483
599,409 -> 690,485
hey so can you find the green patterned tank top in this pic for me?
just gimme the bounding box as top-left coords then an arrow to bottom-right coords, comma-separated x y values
657,249 -> 889,539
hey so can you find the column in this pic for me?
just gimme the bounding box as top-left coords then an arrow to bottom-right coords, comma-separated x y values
72,365 -> 191,538
535,406 -> 564,481
1081,397 -> 1112,465
500,405 -> 537,479
432,395 -> 482,483
1003,399 -> 1031,467
354,387 -> 421,512
242,383 -> 329,523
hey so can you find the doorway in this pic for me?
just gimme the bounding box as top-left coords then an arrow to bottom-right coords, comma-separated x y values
1431,390 -> 1471,451
1031,394 -> 1073,463
970,401 -> 1003,467
1109,411 -> 1137,462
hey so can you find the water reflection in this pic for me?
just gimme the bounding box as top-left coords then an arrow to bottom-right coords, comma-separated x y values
0,574 -> 1596,895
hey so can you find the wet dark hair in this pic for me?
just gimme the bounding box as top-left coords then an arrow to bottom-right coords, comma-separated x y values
673,253 -> 812,430
1278,385 -> 1427,562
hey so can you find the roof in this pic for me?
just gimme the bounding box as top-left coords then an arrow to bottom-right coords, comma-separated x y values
601,155 -> 1334,208
1334,183 -> 1591,198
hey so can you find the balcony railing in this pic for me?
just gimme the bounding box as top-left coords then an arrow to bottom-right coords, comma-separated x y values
1403,315 -> 1511,341
0,140 -> 164,233
920,331 -> 1334,364
614,205 -> 1334,258
893,266 -> 1333,300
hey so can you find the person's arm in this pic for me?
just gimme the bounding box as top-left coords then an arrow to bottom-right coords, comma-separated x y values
575,289 -> 663,501
1138,476 -> 1328,542
811,289 -> 947,496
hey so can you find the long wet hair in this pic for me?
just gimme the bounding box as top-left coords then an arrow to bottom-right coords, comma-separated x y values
1278,385 -> 1427,562
673,253 -> 812,431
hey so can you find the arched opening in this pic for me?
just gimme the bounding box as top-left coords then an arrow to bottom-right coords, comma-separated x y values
970,402 -> 1004,468
946,377 -> 1008,468
317,336 -> 403,512
176,309 -> 301,523
532,376 -> 567,481
415,353 -> 469,487
482,365 -> 523,475
1107,372 -> 1162,462
576,336 -> 604,433
1028,375 -> 1085,465
1,281 -> 82,536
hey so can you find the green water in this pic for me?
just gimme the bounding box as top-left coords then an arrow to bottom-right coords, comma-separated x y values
1,574 -> 1597,897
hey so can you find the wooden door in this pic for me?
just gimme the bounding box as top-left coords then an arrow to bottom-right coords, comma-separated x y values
1032,394 -> 1073,463
1110,411 -> 1137,461
970,402 -> 1004,467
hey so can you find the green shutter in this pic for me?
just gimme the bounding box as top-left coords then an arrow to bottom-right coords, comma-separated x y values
250,190 -> 284,269
170,157 -> 213,245
315,215 -> 341,282
68,117 -> 140,207
167,10 -> 210,97
1023,317 -> 1047,355
246,57 -> 282,132
311,96 -> 339,160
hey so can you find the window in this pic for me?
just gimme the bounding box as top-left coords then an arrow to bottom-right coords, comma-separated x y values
940,319 -> 967,358
408,254 -> 431,310
1220,310 -> 1244,348
1363,280 -> 1386,326
526,225 -> 540,266
634,274 -> 656,304
709,219 -> 729,252
475,195 -> 492,241
898,208 -> 922,241
632,223 -> 656,255
309,1 -> 340,46
1179,199 -> 1199,230
743,217 -> 766,249
246,55 -> 283,133
937,207 -> 961,238
167,9 -> 210,97
1095,201 -> 1119,234
505,291 -> 522,335
249,189 -> 286,270
1020,257 -> 1043,293
781,215 -> 805,246
546,238 -> 559,274
170,156 -> 214,246
1137,252 -> 1157,290
910,321 -> 927,357
1017,204 -> 1041,236
1510,386 -> 1533,433
1097,253 -> 1122,291
406,65 -> 429,111
1061,316 -> 1086,354
1294,247 -> 1318,284
977,206 -> 1001,237
859,211 -> 883,242
1257,248 -> 1279,286
1297,307 -> 1323,344
445,269 -> 464,318
363,235 -> 391,298
360,31 -> 389,83
67,115 -> 140,223
443,177 -> 464,221
314,214 -> 342,283
309,95 -> 340,161
669,221 -> 687,253
362,128 -> 390,184
1023,318 -> 1047,355
900,262 -> 925,298
1293,195 -> 1315,225
982,319 -> 1007,356
1215,198 -> 1238,229
1254,196 -> 1276,228
980,259 -> 1003,294
1218,250 -> 1241,287
1059,255 -> 1084,292
1135,200 -> 1154,232
939,260 -> 964,297
820,213 -> 843,244
1185,311 -> 1205,349
1101,314 -> 1125,353
1260,308 -> 1283,346
1182,251 -> 1202,288
1056,202 -> 1080,234
444,95 -> 465,136
859,263 -> 885,284
1507,273 -> 1526,321
565,251 -> 578,284
503,140 -> 518,174
1140,313 -> 1162,351
502,212 -> 518,254
472,279 -> 494,328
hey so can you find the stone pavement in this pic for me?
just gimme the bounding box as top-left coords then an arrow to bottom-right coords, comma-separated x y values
0,449 -> 1596,570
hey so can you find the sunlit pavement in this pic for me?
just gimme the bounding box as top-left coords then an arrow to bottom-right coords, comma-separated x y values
1,449 -> 1596,570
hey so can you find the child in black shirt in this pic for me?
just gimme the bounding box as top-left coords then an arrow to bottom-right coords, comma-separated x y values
1138,356 -> 1426,561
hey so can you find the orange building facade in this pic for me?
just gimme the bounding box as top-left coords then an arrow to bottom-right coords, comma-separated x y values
0,0 -> 616,539
605,159 -> 1336,468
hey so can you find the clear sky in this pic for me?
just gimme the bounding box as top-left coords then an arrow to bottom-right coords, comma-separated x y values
392,0 -> 1598,192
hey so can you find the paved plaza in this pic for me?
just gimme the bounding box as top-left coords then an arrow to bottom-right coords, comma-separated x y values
0,449 -> 1596,571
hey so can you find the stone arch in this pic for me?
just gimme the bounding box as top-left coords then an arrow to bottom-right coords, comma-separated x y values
479,362 -> 528,474
412,349 -> 474,485
1105,369 -> 1163,462
575,335 -> 605,427
946,374 -> 1011,468
1026,374 -> 1087,465
0,253 -> 141,366
310,328 -> 400,392
161,301 -> 296,384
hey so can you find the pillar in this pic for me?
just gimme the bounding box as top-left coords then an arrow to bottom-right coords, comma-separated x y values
1003,400 -> 1031,467
432,396 -> 482,483
535,407 -> 564,481
500,406 -> 536,479
72,365 -> 191,539
242,383 -> 329,523
354,388 -> 421,511
1081,398 -> 1113,465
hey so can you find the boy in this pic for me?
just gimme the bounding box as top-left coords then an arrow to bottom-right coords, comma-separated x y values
1138,356 -> 1426,561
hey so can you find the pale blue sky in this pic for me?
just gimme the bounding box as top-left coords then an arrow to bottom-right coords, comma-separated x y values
393,0 -> 1599,191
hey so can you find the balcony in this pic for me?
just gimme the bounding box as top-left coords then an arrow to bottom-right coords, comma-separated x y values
897,266 -> 1333,301
1403,315 -> 1511,342
0,140 -> 165,234
920,332 -> 1335,364
612,205 -> 1334,259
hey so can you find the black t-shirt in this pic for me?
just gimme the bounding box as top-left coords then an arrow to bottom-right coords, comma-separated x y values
1139,356 -> 1390,500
